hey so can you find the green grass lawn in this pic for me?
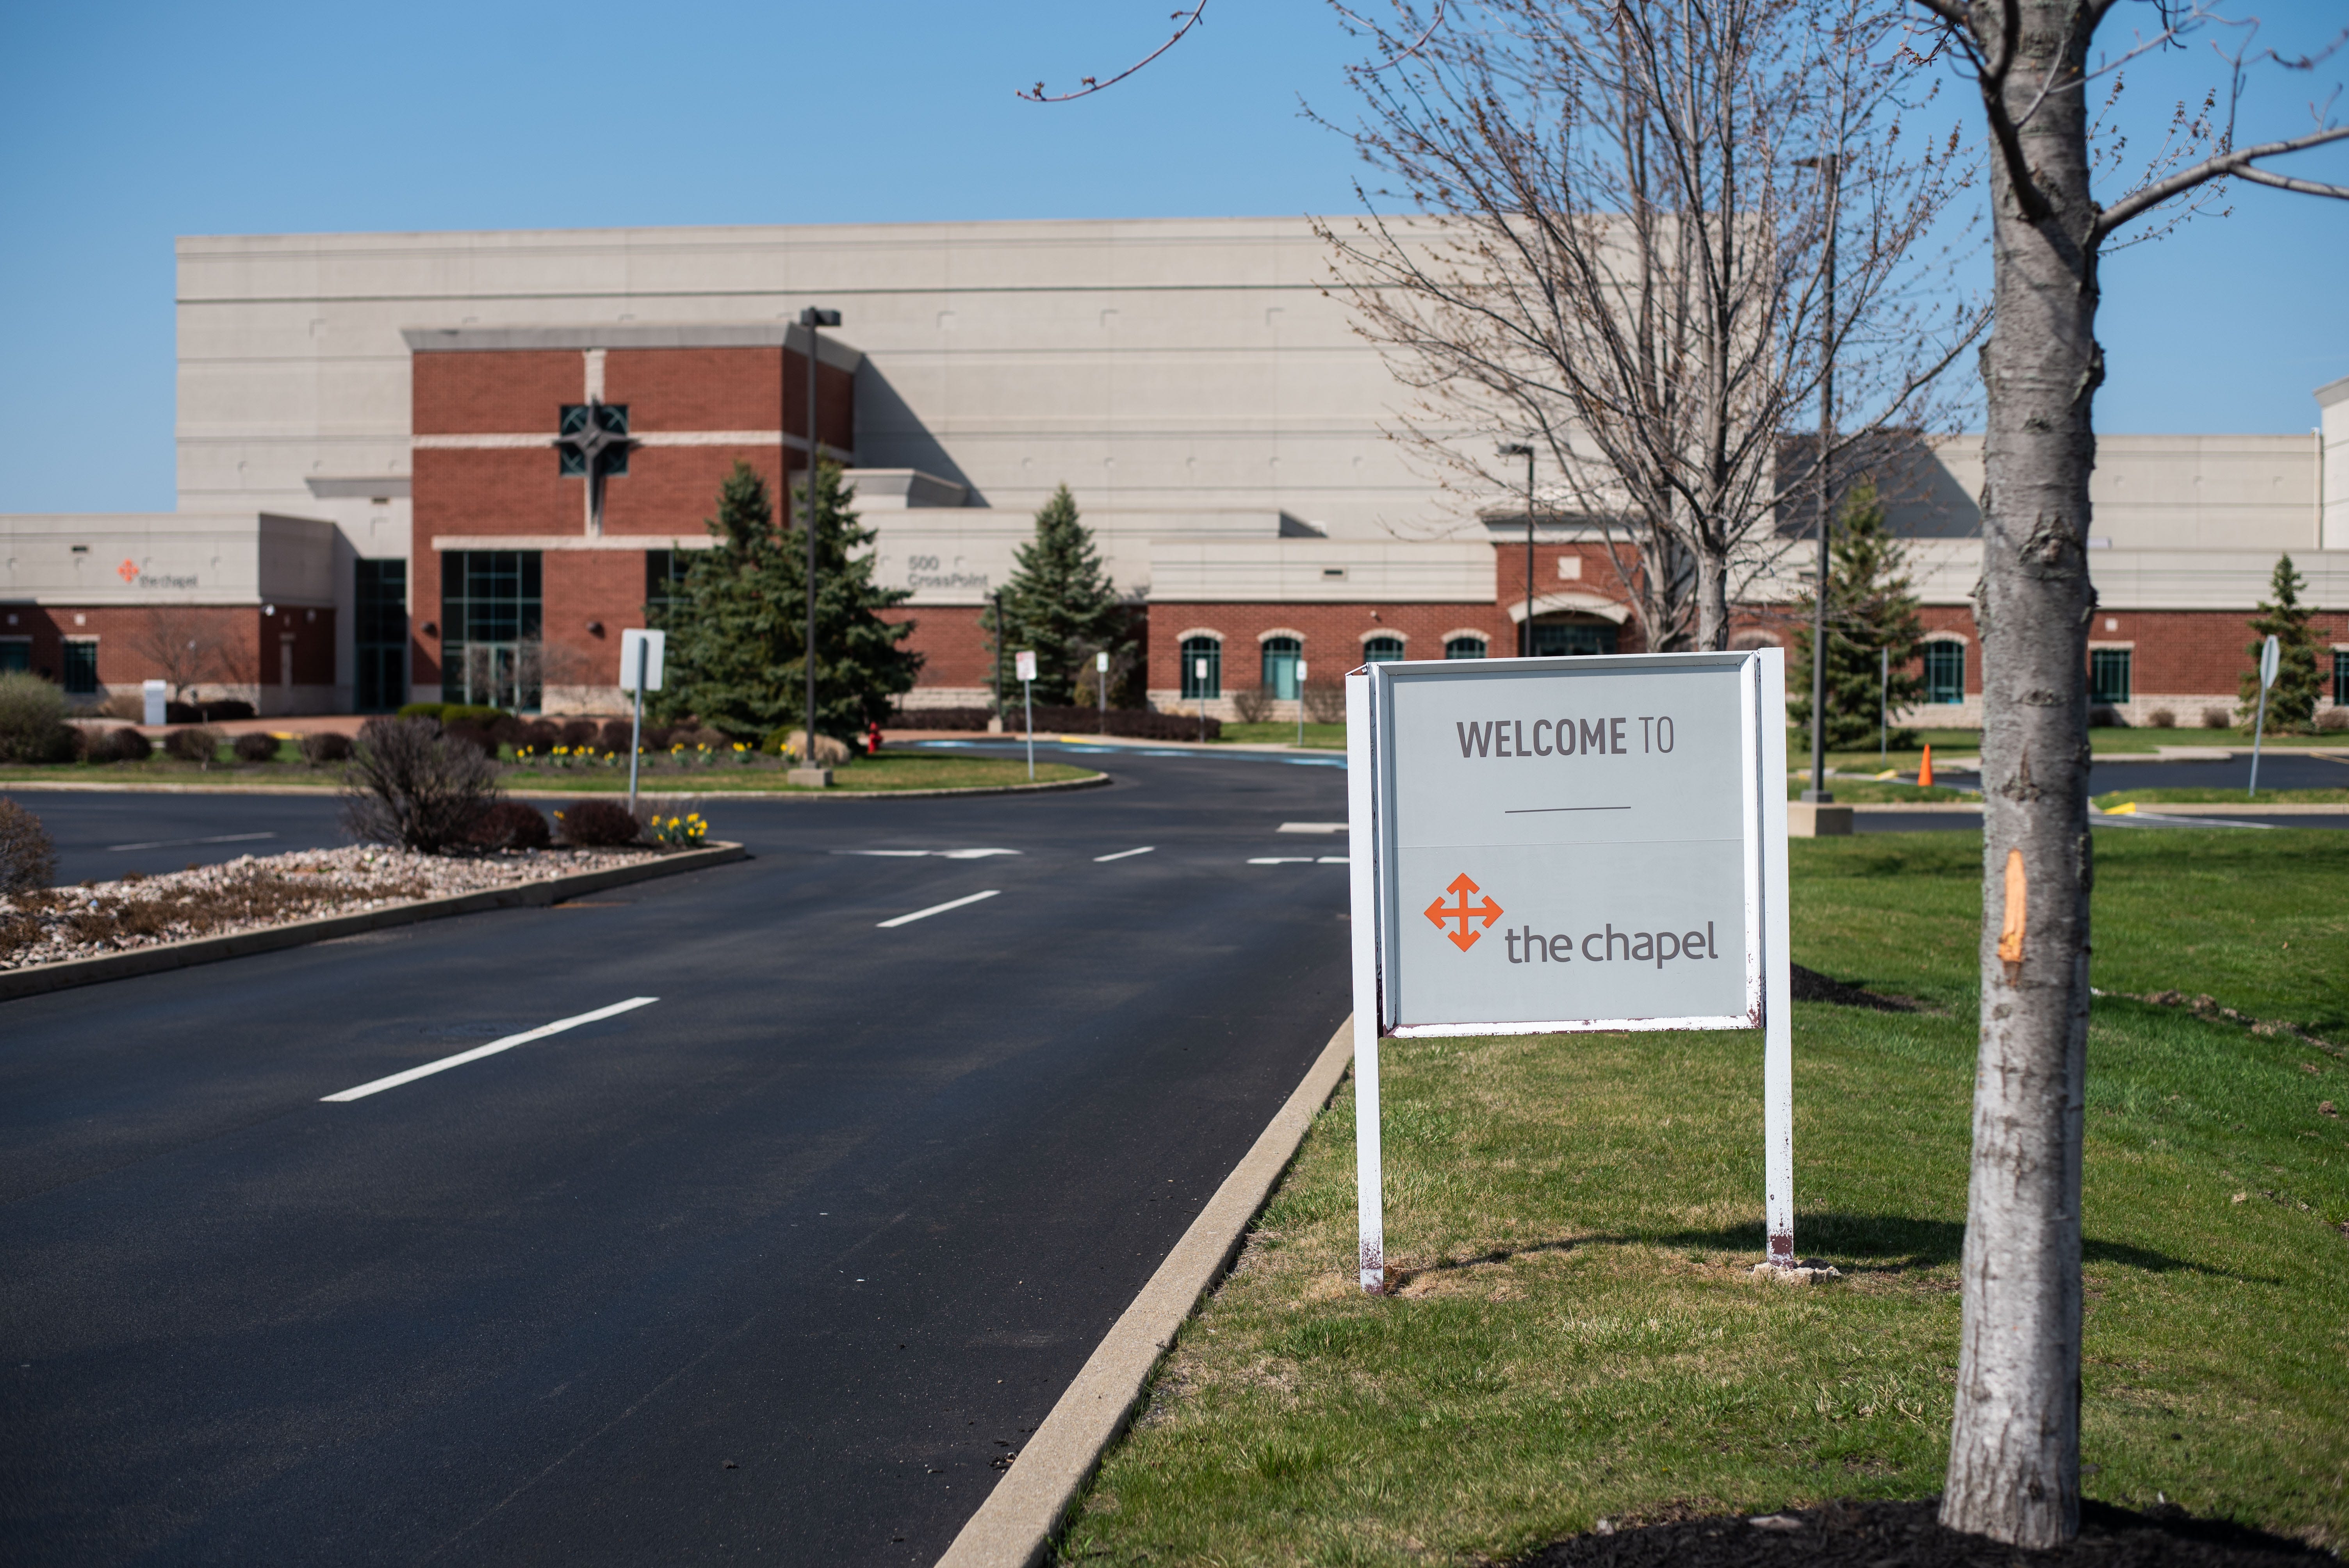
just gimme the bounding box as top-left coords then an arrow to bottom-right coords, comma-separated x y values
2098,788 -> 2349,808
1058,831 -> 2349,1565
1787,780 -> 1977,804
0,749 -> 1096,794
1215,722 -> 1348,749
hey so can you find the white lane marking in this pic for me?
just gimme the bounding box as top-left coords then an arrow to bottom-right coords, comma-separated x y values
107,830 -> 278,852
1247,857 -> 1317,865
1093,846 -> 1155,862
321,997 -> 659,1103
837,848 -> 1021,860
1277,822 -> 1348,834
877,889 -> 1001,928
1318,856 -> 1350,864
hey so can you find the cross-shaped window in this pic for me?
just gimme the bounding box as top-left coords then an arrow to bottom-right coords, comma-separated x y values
557,402 -> 631,477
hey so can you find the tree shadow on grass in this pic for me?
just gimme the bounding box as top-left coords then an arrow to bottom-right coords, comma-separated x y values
1384,1213 -> 2260,1291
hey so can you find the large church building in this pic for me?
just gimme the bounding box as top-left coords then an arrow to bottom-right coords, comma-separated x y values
4,217 -> 2345,724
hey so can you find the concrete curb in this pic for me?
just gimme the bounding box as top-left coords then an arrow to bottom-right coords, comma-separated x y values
1842,801 -> 2346,817
936,1016 -> 1356,1568
0,842 -> 748,1003
0,774 -> 1110,802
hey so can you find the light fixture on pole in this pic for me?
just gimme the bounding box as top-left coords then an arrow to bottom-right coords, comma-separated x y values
1499,443 -> 1536,657
798,306 -> 841,787
1795,153 -> 1841,805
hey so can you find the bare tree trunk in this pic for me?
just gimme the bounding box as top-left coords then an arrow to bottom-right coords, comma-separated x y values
1940,0 -> 2095,1545
1695,545 -> 1731,650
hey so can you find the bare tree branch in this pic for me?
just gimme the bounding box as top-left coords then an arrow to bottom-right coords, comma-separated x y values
2093,122 -> 2349,235
1018,4 -> 1208,102
1330,2 -> 1449,69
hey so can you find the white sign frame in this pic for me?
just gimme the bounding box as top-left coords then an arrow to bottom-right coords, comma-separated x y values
618,628 -> 666,693
1345,648 -> 1795,1288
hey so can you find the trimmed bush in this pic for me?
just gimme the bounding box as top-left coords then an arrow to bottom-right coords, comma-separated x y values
2202,706 -> 2233,729
894,703 -> 1222,741
0,673 -> 78,764
396,702 -> 446,721
232,731 -> 282,763
552,798 -> 641,847
298,731 -> 354,764
441,722 -> 497,758
1231,687 -> 1274,723
2317,707 -> 2348,732
90,727 -> 154,763
597,719 -> 636,752
516,719 -> 560,752
0,796 -> 57,893
341,716 -> 499,852
164,726 -> 225,764
164,701 -> 202,724
395,702 -> 511,726
468,799 -> 553,851
558,719 -> 601,749
199,699 -> 257,723
2147,707 -> 2176,729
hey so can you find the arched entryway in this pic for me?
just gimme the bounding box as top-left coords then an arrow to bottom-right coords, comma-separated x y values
1524,613 -> 1619,657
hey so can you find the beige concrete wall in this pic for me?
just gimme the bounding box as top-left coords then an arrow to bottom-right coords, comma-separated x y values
0,512 -> 335,606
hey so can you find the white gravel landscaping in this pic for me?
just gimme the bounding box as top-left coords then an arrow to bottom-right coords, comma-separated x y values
0,844 -> 667,970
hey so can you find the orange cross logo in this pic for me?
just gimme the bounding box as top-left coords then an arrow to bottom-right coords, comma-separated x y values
1425,872 -> 1503,952
117,559 -> 139,583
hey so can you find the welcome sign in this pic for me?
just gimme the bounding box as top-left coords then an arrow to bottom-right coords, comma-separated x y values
1344,649 -> 1795,1286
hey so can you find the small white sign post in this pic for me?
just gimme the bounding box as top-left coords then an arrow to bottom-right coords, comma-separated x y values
1096,649 -> 1110,732
618,628 -> 666,812
1295,657 -> 1309,747
1346,648 -> 1796,1290
1015,649 -> 1038,780
1194,656 -> 1211,742
2248,633 -> 2280,798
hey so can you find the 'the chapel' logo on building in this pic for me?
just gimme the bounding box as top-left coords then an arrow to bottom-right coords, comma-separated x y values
1425,873 -> 1503,952
117,559 -> 139,583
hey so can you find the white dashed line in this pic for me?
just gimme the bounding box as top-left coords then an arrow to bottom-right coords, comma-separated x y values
108,831 -> 277,852
1093,846 -> 1155,862
877,889 -> 1002,928
322,997 -> 659,1103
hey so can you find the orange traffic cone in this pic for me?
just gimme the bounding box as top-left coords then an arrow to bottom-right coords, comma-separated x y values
1917,743 -> 1934,789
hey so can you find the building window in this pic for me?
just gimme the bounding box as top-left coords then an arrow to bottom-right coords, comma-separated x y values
354,558 -> 407,713
646,549 -> 692,615
441,551 -> 543,710
558,403 -> 629,476
2089,647 -> 2132,706
1180,636 -> 1221,699
1444,636 -> 1488,659
2335,649 -> 2348,704
1526,621 -> 1616,657
1923,640 -> 1966,704
1261,636 -> 1301,699
1363,636 -> 1406,663
0,639 -> 29,674
62,639 -> 98,695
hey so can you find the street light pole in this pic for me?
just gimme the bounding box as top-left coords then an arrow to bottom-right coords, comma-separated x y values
1797,155 -> 1840,804
799,306 -> 841,777
1499,443 -> 1536,657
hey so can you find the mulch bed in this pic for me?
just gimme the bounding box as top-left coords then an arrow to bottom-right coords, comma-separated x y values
1519,1499 -> 2329,1566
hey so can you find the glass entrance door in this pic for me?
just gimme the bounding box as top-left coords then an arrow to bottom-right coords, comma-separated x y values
454,642 -> 530,710
1527,619 -> 1619,657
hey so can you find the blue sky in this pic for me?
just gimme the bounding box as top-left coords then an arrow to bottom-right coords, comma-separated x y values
1,0 -> 2343,513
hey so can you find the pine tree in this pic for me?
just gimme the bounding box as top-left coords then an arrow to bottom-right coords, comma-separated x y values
982,485 -> 1131,708
651,460 -> 920,741
1786,480 -> 1927,750
2238,554 -> 2325,732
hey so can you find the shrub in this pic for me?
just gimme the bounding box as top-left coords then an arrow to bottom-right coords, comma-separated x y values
397,702 -> 446,721
2147,707 -> 2176,729
2088,705 -> 2126,728
552,798 -> 641,847
164,725 -> 224,764
678,725 -> 731,751
516,719 -> 560,752
468,799 -> 552,851
441,722 -> 497,758
0,672 -> 78,764
199,699 -> 256,722
90,727 -> 154,763
2317,707 -> 2349,733
2202,706 -> 2233,729
597,719 -> 636,752
0,797 -> 57,893
558,719 -> 601,749
340,716 -> 500,852
1231,687 -> 1274,723
298,731 -> 353,764
1302,683 -> 1347,724
96,692 -> 145,720
232,731 -> 282,763
164,701 -> 202,724
884,704 -> 1222,742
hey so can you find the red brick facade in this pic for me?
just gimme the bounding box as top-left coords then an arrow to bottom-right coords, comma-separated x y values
1,604 -> 334,701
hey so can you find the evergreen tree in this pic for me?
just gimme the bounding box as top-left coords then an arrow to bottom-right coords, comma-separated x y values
1786,479 -> 1926,750
981,485 -> 1131,707
2238,554 -> 2325,732
651,460 -> 920,741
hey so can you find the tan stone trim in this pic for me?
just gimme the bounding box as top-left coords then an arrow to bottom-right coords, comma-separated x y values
1255,627 -> 1307,644
1171,626 -> 1224,644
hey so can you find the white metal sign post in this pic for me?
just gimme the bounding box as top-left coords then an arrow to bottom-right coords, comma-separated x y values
1015,649 -> 1038,780
1346,648 -> 1795,1290
1295,657 -> 1309,747
1096,649 -> 1110,732
2248,633 -> 2280,798
619,628 -> 666,812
